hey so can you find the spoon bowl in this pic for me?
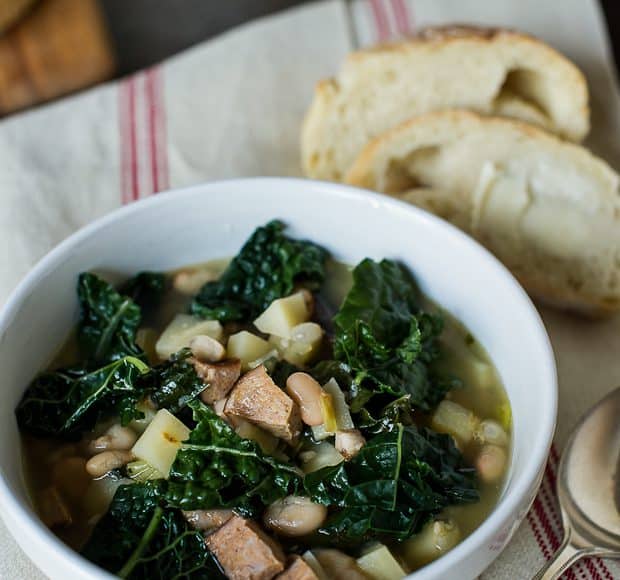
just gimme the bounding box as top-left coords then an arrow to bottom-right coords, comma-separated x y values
535,387 -> 620,579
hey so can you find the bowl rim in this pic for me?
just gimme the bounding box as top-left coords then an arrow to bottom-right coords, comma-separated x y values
0,177 -> 557,579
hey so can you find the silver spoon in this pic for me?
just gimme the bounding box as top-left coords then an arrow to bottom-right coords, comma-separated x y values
533,387 -> 620,579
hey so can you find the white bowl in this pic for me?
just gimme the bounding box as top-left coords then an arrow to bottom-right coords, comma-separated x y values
0,178 -> 556,580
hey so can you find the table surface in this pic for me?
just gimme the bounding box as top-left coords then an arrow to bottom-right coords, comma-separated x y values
100,0 -> 620,78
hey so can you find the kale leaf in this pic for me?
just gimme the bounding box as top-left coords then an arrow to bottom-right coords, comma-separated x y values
333,259 -> 456,413
139,349 -> 206,415
82,481 -> 225,579
190,220 -> 328,322
303,424 -> 478,545
119,271 -> 167,313
166,400 -> 301,517
15,356 -> 150,437
78,272 -> 144,364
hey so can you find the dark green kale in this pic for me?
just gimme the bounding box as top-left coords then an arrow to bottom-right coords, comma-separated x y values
82,481 -> 225,579
166,401 -> 301,517
77,272 -> 144,364
15,356 -> 150,437
333,259 -> 457,413
139,349 -> 206,415
119,272 -> 167,313
303,424 -> 478,545
190,220 -> 328,322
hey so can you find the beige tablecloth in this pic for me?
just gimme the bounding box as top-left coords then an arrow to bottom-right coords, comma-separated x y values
1,1 -> 619,578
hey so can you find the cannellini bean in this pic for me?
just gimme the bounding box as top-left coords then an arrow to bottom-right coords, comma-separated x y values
190,334 -> 226,363
173,268 -> 217,295
88,424 -> 138,454
86,450 -> 134,477
313,549 -> 368,580
52,457 -> 90,502
475,419 -> 509,447
286,372 -> 324,426
264,496 -> 327,537
183,509 -> 234,531
476,445 -> 507,483
335,429 -> 366,460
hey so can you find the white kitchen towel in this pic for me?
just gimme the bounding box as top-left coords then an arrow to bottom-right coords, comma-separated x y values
1,1 -> 619,578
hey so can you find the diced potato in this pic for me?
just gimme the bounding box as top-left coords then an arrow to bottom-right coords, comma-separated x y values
227,331 -> 273,371
254,292 -> 309,338
310,424 -> 333,441
155,314 -> 223,360
269,322 -> 324,367
235,420 -> 279,455
131,409 -> 190,477
431,400 -> 480,445
300,442 -> 344,473
322,379 -> 354,430
403,519 -> 461,568
357,544 -> 406,580
302,551 -> 329,580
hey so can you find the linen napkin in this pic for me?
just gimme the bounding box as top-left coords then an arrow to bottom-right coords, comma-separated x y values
1,1 -> 619,578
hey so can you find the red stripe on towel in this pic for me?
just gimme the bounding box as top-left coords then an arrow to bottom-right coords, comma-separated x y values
369,0 -> 390,41
128,77 -> 140,201
390,0 -> 413,35
146,69 -> 160,194
118,80 -> 132,205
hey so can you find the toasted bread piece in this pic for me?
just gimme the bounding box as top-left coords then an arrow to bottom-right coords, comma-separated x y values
301,26 -> 589,180
346,111 -> 620,314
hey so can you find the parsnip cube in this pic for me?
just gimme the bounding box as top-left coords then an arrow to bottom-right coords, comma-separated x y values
131,409 -> 190,477
270,322 -> 324,366
357,544 -> 406,580
254,293 -> 309,338
155,314 -> 223,359
227,331 -> 273,371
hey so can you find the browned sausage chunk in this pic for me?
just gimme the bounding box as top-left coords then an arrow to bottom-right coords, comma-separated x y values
193,358 -> 242,404
225,366 -> 301,442
276,556 -> 319,580
205,514 -> 286,580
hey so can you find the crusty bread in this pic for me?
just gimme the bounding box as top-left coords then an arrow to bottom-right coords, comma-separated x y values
301,26 -> 590,181
345,111 -> 620,314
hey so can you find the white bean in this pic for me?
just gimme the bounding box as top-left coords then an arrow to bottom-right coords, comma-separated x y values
86,450 -> 134,478
190,334 -> 226,363
88,424 -> 137,454
173,269 -> 217,295
183,509 -> 234,531
335,429 -> 366,460
264,496 -> 327,537
286,372 -> 324,426
476,445 -> 507,483
475,420 -> 509,447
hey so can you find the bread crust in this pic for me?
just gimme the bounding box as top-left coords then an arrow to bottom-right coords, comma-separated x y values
344,110 -> 620,315
301,25 -> 590,180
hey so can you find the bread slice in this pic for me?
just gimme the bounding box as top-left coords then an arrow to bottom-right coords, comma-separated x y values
301,26 -> 589,181
345,110 -> 620,314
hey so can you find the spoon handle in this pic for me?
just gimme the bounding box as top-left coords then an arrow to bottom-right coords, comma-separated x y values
532,535 -> 587,580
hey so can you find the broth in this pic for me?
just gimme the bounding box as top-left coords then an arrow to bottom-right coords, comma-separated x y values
21,258 -> 511,577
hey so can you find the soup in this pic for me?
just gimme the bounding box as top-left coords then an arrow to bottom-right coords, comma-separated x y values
18,221 -> 511,579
